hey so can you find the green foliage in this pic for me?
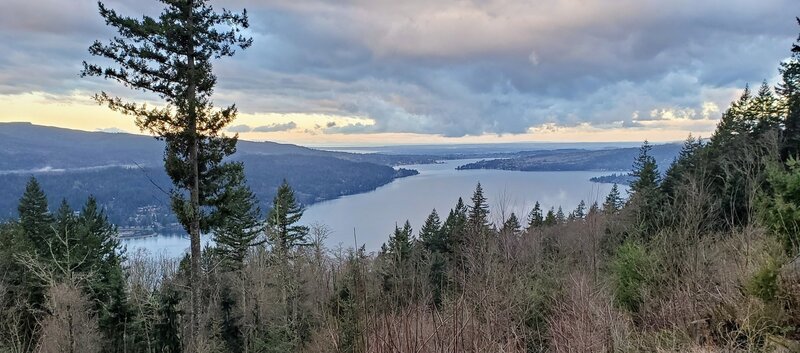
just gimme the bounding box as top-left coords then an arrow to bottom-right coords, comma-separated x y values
0,179 -> 130,353
83,0 -> 254,337
267,180 -> 310,252
330,247 -> 367,353
384,221 -> 413,263
441,197 -> 468,262
526,201 -> 544,230
611,240 -> 651,312
213,165 -> 265,270
555,207 -> 566,224
544,207 -> 557,226
572,200 -> 586,220
746,256 -> 783,303
17,177 -> 54,255
630,141 -> 660,195
154,284 -> 183,353
501,212 -> 522,235
759,158 -> 800,256
419,209 -> 444,252
629,141 -> 664,236
603,184 -> 624,214
779,18 -> 800,161
468,183 -> 491,235
83,0 -> 252,236
661,135 -> 703,200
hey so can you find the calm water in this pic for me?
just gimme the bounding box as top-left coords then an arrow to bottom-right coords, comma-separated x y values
123,159 -> 625,256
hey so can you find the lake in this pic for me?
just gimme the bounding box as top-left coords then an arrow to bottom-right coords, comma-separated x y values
123,159 -> 625,257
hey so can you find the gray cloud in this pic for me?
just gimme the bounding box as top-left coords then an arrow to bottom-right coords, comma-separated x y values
227,124 -> 253,133
252,121 -> 297,132
1,0 -> 798,137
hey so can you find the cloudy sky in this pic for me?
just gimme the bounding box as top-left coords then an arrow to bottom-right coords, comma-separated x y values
0,0 -> 798,146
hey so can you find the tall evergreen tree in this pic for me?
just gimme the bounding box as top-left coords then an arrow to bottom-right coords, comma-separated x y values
267,180 -> 310,252
18,177 -> 54,255
544,208 -> 557,226
213,166 -> 264,270
441,198 -> 468,263
82,0 -> 252,335
779,18 -> 800,161
603,184 -> 624,214
467,183 -> 491,236
52,199 -> 77,264
76,197 -> 129,352
661,135 -> 703,199
7,178 -> 53,350
760,158 -> 800,256
629,141 -> 663,236
385,221 -> 413,263
555,207 -> 566,224
419,209 -> 449,308
419,209 -> 444,253
526,201 -> 544,230
501,213 -> 522,235
751,80 -> 785,135
573,200 -> 587,220
630,141 -> 660,195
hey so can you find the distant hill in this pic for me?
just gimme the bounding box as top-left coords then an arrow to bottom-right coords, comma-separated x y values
0,122 -> 436,171
0,123 -> 426,228
456,143 -> 682,172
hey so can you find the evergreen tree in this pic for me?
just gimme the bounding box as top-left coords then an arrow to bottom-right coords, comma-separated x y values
441,198 -> 468,263
6,178 -> 53,350
75,196 -> 129,352
630,141 -> 660,195
385,221 -> 413,263
629,141 -> 663,236
419,209 -> 444,253
418,209 -> 448,307
555,207 -> 566,224
780,18 -> 800,161
82,0 -> 253,335
573,200 -> 587,220
526,201 -> 544,230
213,166 -> 264,270
760,158 -> 800,256
52,199 -> 77,265
18,177 -> 54,255
154,284 -> 183,353
603,184 -> 624,214
267,180 -> 310,252
501,213 -> 522,235
381,221 -> 416,306
467,183 -> 491,235
661,135 -> 703,199
751,81 -> 784,135
544,208 -> 557,226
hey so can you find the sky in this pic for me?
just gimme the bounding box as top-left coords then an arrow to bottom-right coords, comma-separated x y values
0,0 -> 798,146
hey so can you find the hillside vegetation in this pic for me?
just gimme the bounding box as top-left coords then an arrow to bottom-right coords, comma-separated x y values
0,123 -> 424,226
456,143 -> 681,171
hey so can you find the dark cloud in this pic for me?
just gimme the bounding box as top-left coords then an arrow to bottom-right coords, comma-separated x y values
252,121 -> 297,132
1,0 -> 798,137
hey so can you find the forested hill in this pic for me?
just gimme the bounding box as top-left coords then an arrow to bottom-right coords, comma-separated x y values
456,143 -> 682,171
0,123 -> 424,227
0,122 -> 436,170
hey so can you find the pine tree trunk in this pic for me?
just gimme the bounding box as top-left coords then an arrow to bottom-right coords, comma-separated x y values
186,0 -> 202,344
